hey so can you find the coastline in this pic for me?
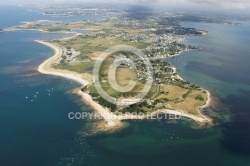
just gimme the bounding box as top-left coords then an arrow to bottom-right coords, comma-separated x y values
172,64 -> 212,122
37,40 -> 89,86
37,40 -> 124,129
37,40 -> 213,130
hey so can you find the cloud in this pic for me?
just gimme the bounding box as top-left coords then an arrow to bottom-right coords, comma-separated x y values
187,0 -> 250,9
132,0 -> 250,9
4,0 -> 250,9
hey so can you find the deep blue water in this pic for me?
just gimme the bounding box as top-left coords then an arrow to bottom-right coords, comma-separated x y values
169,22 -> 250,156
1,5 -> 250,166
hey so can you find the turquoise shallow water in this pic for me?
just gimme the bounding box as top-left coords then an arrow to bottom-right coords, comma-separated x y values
1,6 -> 250,166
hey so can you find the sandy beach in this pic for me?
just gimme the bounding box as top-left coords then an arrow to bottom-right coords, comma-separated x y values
172,65 -> 212,122
37,40 -> 125,129
37,40 -> 212,130
37,40 -> 89,86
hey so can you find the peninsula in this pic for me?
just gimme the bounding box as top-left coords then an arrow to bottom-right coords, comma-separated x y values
33,13 -> 213,130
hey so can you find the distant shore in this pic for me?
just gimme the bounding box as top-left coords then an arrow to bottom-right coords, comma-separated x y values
37,40 -> 212,130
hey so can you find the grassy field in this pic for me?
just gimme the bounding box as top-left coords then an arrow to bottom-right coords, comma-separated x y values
53,61 -> 95,74
58,35 -> 149,61
154,85 -> 207,115
114,68 -> 137,85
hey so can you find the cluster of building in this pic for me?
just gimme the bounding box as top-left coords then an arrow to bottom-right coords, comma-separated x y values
114,19 -> 146,27
60,48 -> 81,62
112,54 -> 153,83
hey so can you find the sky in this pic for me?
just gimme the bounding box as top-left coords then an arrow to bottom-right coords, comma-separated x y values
2,0 -> 250,10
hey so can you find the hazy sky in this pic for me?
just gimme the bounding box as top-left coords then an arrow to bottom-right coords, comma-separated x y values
127,0 -> 250,9
2,0 -> 250,9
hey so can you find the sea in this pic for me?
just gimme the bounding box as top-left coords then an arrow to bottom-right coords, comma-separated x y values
0,5 -> 250,166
